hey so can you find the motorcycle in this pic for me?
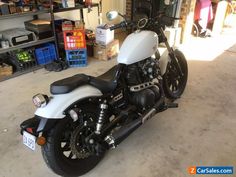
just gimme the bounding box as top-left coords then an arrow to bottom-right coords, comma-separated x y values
20,4 -> 188,177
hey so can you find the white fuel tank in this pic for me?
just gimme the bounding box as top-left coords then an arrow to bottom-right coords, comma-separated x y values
118,30 -> 159,65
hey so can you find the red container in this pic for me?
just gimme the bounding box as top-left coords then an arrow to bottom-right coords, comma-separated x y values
85,0 -> 92,6
63,30 -> 86,50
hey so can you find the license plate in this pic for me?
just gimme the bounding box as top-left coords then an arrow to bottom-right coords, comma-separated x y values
23,131 -> 36,151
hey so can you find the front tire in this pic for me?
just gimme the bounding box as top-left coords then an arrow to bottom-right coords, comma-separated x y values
42,112 -> 105,177
163,49 -> 188,99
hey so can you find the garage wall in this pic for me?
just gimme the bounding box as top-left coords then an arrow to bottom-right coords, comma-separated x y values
179,0 -> 197,43
0,9 -> 99,32
102,0 -> 126,24
125,0 -> 197,43
0,0 -> 125,31
0,16 -> 33,31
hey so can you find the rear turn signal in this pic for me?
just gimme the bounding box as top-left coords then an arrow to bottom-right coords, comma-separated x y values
36,136 -> 46,146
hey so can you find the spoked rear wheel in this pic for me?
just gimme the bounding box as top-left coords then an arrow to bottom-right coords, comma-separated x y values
42,106 -> 105,177
163,49 -> 188,99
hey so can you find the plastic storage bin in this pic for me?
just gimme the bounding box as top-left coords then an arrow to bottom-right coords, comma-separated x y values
63,30 -> 86,50
35,43 -> 57,65
66,49 -> 87,67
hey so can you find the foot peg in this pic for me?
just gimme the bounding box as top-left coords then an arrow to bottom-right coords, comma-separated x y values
166,102 -> 178,108
159,102 -> 178,112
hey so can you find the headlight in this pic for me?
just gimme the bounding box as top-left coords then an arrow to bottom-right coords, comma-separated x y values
32,94 -> 49,108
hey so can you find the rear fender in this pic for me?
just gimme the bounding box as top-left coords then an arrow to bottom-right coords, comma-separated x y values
36,117 -> 58,133
20,117 -> 59,136
35,85 -> 103,119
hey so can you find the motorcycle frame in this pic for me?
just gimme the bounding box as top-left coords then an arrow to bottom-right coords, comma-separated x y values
22,26 -> 179,136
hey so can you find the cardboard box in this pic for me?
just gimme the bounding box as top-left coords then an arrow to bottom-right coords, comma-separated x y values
9,4 -> 17,14
0,63 -> 12,79
75,20 -> 85,29
94,39 -> 119,61
62,21 -> 73,31
96,25 -> 114,45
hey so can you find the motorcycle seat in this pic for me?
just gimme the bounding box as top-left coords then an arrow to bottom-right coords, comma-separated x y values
90,65 -> 118,94
50,74 -> 90,95
50,66 -> 118,95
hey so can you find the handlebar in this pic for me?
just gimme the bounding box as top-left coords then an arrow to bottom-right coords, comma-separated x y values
110,22 -> 126,31
109,15 -> 181,31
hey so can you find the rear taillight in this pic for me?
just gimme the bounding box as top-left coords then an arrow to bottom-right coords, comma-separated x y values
32,94 -> 49,108
26,127 -> 33,134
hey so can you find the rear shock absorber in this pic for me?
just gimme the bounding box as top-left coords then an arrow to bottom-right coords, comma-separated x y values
95,101 -> 108,134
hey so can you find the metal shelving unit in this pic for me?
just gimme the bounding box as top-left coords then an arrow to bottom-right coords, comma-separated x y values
53,5 -> 84,13
51,3 -> 100,56
0,65 -> 43,82
0,3 -> 100,81
0,10 -> 50,20
53,3 -> 99,13
0,8 -> 57,81
0,37 -> 55,54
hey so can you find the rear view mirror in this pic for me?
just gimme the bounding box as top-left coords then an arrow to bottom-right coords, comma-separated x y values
106,11 -> 119,21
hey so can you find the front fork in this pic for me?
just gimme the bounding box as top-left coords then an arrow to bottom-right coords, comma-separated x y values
159,28 -> 184,76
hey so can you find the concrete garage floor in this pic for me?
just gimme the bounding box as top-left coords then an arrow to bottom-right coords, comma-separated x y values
0,29 -> 236,177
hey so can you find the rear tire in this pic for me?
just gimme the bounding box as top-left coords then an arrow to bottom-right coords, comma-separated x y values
163,49 -> 188,99
42,106 -> 105,177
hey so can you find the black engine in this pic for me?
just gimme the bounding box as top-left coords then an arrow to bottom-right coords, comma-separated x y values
126,58 -> 162,110
126,58 -> 160,85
